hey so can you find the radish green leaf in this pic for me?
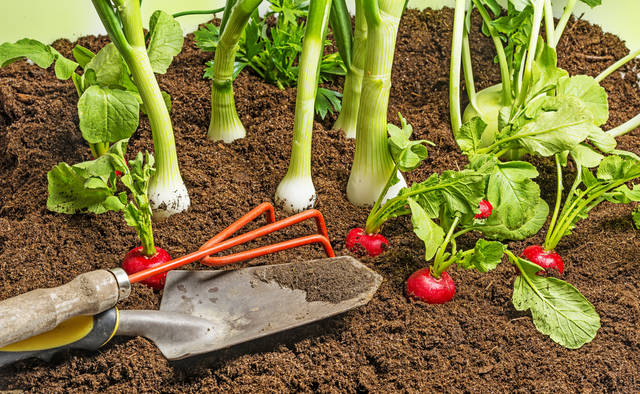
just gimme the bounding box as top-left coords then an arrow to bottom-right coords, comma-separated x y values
512,256 -> 600,349
147,10 -> 184,74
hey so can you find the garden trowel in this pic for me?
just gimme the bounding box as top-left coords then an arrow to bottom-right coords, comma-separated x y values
0,256 -> 382,367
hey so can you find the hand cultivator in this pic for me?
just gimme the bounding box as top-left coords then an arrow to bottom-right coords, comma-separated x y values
0,203 -> 382,366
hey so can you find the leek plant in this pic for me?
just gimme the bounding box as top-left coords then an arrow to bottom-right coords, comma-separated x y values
275,0 -> 333,212
208,0 -> 263,143
91,0 -> 190,219
346,0 -> 407,206
195,0 -> 344,143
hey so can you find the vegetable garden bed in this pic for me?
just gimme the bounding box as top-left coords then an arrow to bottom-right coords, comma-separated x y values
1,7 -> 640,392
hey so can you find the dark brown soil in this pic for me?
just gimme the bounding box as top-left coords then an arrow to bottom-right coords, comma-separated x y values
255,256 -> 379,303
1,7 -> 640,393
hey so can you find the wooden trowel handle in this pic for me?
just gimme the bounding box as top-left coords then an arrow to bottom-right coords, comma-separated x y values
0,269 -> 128,348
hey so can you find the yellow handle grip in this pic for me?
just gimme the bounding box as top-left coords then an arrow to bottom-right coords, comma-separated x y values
0,308 -> 119,367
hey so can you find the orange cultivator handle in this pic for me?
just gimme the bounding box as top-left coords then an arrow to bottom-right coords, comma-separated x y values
128,203 -> 334,285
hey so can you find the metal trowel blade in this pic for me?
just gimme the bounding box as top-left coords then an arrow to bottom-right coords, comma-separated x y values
157,256 -> 382,360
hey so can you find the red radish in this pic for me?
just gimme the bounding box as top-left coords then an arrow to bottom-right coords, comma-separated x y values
474,199 -> 493,219
521,245 -> 564,274
346,227 -> 388,257
121,246 -> 172,290
115,159 -> 128,177
406,268 -> 455,304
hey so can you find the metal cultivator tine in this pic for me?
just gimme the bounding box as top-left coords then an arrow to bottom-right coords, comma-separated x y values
199,202 -> 335,266
127,203 -> 334,285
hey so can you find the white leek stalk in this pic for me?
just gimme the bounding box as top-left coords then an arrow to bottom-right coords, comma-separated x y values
208,0 -> 263,143
346,0 -> 406,206
275,0 -> 332,213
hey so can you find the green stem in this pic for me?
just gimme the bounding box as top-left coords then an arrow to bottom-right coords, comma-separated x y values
140,225 -> 157,256
333,0 -> 367,139
607,113 -> 640,138
347,0 -> 406,206
432,216 -> 460,278
172,7 -> 225,18
546,181 -> 600,248
546,180 -> 628,249
365,160 -> 400,233
558,161 -> 582,225
362,0 -> 381,25
505,250 -> 530,281
329,0 -> 353,70
366,177 -> 469,232
471,0 -> 512,105
90,142 -> 109,158
462,26 -> 478,112
494,147 -> 512,158
553,0 -> 577,45
449,0 -> 466,135
220,0 -> 238,34
90,0 -> 134,57
543,0 -> 555,48
286,0 -> 331,178
119,0 -> 146,48
545,154 -> 563,246
516,0 -> 545,108
439,248 -> 473,274
207,0 -> 262,143
595,47 -> 640,83
452,227 -> 474,239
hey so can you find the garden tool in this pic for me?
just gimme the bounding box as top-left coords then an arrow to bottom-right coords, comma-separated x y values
0,203 -> 383,366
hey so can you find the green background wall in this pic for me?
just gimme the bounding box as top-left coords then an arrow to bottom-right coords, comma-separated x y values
0,1 -> 638,49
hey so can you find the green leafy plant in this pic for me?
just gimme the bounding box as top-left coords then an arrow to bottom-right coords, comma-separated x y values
532,153 -> 640,268
48,140 -> 152,236
343,115 -> 598,349
0,2 -> 188,219
400,158 -> 600,349
450,0 -> 640,273
91,0 -> 189,218
441,0 -> 640,348
449,0 -> 602,141
447,0 -> 639,246
451,0 -> 639,151
47,139 -> 171,289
